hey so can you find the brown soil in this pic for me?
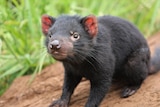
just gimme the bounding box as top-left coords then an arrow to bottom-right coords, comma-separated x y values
0,32 -> 160,107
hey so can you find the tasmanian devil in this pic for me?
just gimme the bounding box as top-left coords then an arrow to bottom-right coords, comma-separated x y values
41,14 -> 160,107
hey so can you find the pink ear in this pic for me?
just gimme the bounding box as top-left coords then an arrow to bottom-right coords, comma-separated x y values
82,15 -> 98,37
41,14 -> 55,35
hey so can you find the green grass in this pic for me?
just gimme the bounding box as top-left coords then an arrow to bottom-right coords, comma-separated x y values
0,0 -> 160,95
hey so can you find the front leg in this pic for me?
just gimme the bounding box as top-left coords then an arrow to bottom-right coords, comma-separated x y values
49,70 -> 82,107
85,77 -> 112,107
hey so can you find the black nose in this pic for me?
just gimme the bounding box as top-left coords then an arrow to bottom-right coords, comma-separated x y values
49,40 -> 61,50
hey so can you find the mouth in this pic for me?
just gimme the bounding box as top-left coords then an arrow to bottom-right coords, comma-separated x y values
50,50 -> 68,60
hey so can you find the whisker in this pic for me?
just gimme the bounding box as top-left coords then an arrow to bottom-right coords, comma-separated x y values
75,51 -> 98,71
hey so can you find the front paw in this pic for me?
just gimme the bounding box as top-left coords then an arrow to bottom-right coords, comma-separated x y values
49,99 -> 68,107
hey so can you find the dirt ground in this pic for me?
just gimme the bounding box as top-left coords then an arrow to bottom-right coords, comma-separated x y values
0,32 -> 160,107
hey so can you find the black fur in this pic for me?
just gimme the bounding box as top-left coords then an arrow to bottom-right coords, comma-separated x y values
42,15 -> 160,107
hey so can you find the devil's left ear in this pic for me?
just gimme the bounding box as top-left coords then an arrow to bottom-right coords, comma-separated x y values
41,14 -> 55,36
81,15 -> 98,37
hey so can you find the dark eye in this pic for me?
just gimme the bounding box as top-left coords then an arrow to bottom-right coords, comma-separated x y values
48,32 -> 52,38
70,31 -> 80,41
73,33 -> 79,39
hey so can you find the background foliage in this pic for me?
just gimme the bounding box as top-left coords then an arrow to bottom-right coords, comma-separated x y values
0,0 -> 160,95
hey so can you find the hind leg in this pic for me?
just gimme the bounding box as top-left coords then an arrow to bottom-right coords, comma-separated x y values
121,48 -> 150,98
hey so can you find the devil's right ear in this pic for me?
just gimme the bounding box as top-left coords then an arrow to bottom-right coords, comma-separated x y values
41,14 -> 55,36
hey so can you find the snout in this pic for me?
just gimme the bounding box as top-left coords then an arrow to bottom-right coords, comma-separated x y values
47,39 -> 73,60
49,40 -> 61,50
